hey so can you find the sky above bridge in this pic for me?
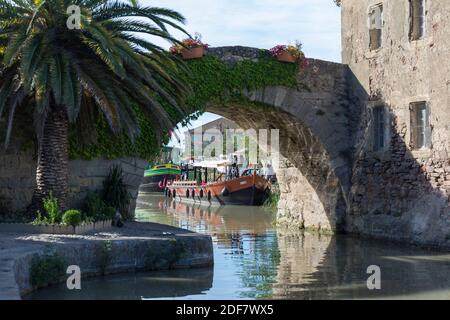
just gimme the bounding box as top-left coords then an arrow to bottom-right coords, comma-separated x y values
147,0 -> 342,63
145,0 -> 342,148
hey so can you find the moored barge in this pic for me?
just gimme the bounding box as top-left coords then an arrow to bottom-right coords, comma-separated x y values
165,172 -> 270,206
139,164 -> 181,193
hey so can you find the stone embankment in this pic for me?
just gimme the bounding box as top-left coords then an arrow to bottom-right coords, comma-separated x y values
0,222 -> 213,300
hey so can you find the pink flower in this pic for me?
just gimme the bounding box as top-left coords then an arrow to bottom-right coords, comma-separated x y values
269,45 -> 287,57
169,33 -> 209,55
303,58 -> 310,67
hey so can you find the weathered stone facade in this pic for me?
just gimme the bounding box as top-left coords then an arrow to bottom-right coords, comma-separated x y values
342,0 -> 450,246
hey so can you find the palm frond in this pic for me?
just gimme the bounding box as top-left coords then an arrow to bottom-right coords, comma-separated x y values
1,0 -> 192,151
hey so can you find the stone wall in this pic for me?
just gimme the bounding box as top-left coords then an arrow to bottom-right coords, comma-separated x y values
342,0 -> 450,246
0,147 -> 147,216
69,157 -> 147,216
0,222 -> 213,299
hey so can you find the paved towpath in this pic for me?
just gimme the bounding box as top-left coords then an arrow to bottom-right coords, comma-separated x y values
0,222 -> 211,300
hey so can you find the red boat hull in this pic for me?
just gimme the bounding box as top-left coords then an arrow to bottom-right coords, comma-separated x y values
165,175 -> 270,206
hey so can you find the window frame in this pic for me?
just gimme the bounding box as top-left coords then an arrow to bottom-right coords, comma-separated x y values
409,101 -> 431,150
370,104 -> 390,153
368,3 -> 384,51
409,0 -> 427,41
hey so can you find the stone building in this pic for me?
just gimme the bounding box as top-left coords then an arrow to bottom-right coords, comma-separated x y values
342,0 -> 450,245
184,117 -> 239,156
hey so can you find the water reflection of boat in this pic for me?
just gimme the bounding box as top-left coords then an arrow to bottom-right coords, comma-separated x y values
159,197 -> 274,235
139,164 -> 181,193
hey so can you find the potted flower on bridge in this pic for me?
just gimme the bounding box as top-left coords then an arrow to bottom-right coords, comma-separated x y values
170,33 -> 209,60
270,41 -> 306,64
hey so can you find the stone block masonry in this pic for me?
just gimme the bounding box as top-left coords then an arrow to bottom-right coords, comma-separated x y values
342,0 -> 450,247
207,38 -> 450,247
0,222 -> 213,299
0,148 -> 147,216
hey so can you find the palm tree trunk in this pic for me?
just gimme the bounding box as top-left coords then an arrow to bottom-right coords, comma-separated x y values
31,104 -> 69,213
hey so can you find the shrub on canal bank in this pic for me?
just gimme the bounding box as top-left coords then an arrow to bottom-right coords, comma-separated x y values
102,166 -> 131,220
62,210 -> 82,227
81,166 -> 132,222
97,240 -> 113,276
29,192 -> 114,229
83,192 -> 116,222
30,249 -> 66,289
43,192 -> 61,224
264,184 -> 280,212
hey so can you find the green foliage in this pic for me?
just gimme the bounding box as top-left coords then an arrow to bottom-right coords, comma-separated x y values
97,240 -> 113,275
42,192 -> 61,224
264,184 -> 280,213
30,248 -> 65,288
68,54 -> 298,161
4,50 -> 297,162
102,206 -> 117,220
83,192 -> 116,222
84,192 -> 105,219
62,210 -> 82,227
32,211 -> 49,225
68,106 -> 163,161
31,191 -> 113,225
182,54 -> 298,112
102,165 -> 131,220
0,0 -> 190,150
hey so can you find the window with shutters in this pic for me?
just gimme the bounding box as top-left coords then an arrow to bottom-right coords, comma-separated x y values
409,0 -> 426,41
372,106 -> 387,151
410,102 -> 431,149
368,4 -> 383,50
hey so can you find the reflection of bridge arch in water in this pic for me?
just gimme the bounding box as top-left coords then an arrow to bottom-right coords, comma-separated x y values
273,230 -> 450,299
272,231 -> 334,299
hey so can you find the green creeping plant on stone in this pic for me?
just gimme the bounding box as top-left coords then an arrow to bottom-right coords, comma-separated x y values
97,240 -> 113,276
68,54 -> 298,162
30,248 -> 66,288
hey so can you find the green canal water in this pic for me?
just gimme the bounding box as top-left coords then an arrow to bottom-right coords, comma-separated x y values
27,194 -> 450,300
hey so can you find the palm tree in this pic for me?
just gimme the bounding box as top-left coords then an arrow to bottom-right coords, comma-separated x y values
0,0 -> 191,211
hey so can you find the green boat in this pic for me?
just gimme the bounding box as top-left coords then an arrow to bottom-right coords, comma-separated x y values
139,164 -> 181,193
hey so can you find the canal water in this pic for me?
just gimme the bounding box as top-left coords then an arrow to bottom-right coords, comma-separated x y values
27,194 -> 450,300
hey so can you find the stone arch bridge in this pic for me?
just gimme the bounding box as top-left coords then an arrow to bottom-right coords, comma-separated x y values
201,46 -> 358,233
3,46 -> 448,244
0,46 -> 356,234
